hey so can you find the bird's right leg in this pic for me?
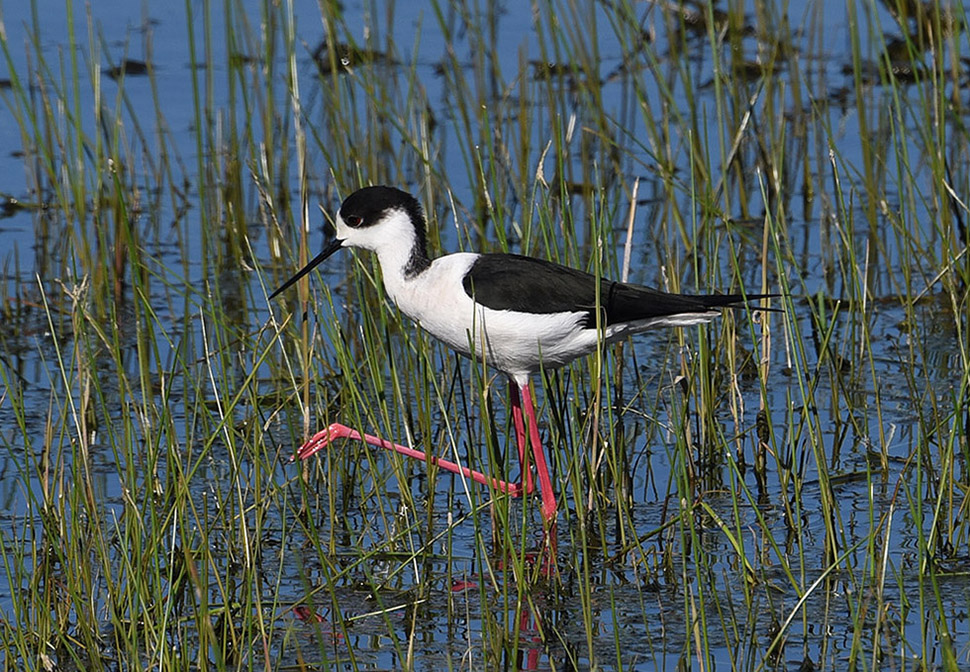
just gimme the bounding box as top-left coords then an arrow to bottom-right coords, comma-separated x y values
508,385 -> 536,495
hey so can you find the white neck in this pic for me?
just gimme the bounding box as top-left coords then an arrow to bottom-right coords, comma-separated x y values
339,208 -> 430,296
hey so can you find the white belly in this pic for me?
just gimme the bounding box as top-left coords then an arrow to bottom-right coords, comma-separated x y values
385,254 -> 598,382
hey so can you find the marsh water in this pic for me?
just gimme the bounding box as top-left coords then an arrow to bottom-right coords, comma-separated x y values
1,0 -> 968,670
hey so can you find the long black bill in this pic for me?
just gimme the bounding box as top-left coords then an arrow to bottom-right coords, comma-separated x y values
268,238 -> 344,299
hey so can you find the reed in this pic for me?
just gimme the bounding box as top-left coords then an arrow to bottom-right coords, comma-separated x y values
0,0 -> 968,668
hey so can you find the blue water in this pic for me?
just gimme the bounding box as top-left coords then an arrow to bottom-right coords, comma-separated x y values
1,0 -> 968,669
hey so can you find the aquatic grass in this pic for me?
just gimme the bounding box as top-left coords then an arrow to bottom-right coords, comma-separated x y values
1,0 -> 969,668
0,1 -> 312,668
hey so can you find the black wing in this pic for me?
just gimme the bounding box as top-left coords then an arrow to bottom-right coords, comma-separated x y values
462,253 -> 767,327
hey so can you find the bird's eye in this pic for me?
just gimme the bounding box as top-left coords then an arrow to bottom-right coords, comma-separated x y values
346,215 -> 363,228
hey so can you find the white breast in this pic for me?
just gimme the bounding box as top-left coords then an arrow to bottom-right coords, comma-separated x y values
383,253 -> 600,383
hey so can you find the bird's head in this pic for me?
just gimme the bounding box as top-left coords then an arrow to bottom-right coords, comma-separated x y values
269,185 -> 429,299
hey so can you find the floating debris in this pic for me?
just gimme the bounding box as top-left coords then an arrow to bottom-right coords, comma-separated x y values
104,59 -> 149,80
845,59 -> 926,85
882,0 -> 962,49
0,197 -> 27,219
229,52 -> 261,67
312,40 -> 393,75
530,60 -> 577,80
654,0 -> 755,40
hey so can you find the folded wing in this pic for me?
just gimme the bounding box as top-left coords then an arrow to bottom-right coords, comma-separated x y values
462,253 -> 768,327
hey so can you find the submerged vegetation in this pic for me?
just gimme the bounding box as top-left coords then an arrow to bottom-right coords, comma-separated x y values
0,0 -> 968,669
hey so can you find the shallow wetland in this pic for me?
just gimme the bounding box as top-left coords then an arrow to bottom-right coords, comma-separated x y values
0,0 -> 968,669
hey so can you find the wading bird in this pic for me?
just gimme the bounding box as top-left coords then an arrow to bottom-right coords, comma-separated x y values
272,186 -> 770,526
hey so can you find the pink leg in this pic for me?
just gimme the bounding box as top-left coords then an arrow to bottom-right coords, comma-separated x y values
295,423 -> 524,496
518,382 -> 558,524
508,385 -> 535,495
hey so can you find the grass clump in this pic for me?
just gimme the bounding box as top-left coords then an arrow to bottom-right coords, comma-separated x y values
0,0 -> 967,669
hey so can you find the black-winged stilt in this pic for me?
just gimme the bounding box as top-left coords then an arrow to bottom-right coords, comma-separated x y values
271,185 -> 771,525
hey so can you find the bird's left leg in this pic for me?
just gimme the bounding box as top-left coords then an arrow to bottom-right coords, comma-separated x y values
295,423 -> 525,495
